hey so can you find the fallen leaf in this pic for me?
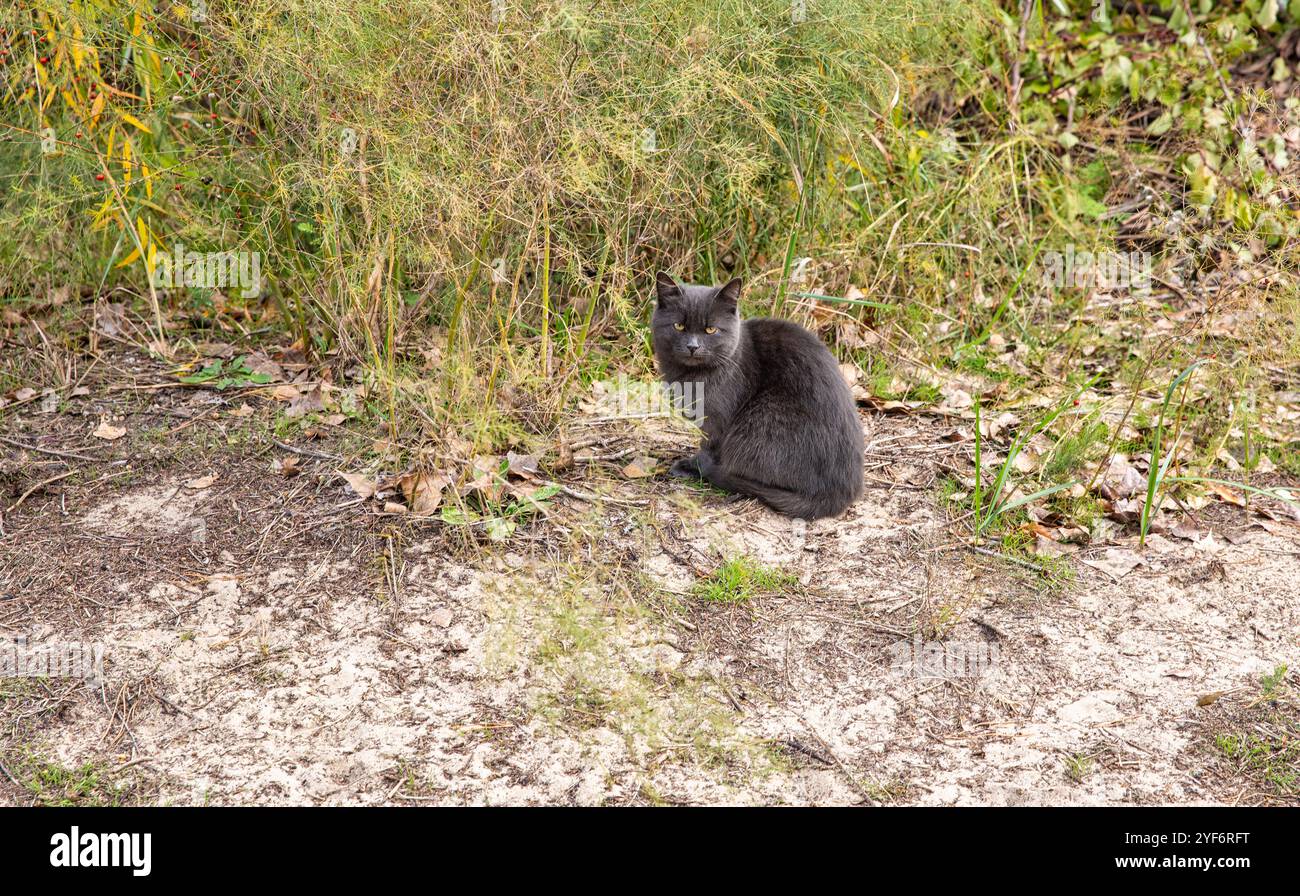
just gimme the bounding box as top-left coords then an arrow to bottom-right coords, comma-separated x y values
979,411 -> 1019,439
622,456 -> 660,478
1255,519 -> 1300,540
94,302 -> 127,338
184,474 -> 218,490
1205,481 -> 1247,507
1170,520 -> 1209,541
399,471 -> 451,514
431,608 -> 454,628
14,387 -> 36,402
506,451 -> 541,479
462,455 -> 505,502
244,350 -> 284,382
1197,691 -> 1224,707
936,385 -> 973,413
1032,535 -> 1074,557
196,341 -> 237,359
339,472 -> 377,499
1078,547 -> 1143,581
285,385 -> 325,418
1011,450 -> 1039,473
92,419 -> 127,441
274,456 -> 301,477
1099,455 -> 1146,500
229,403 -> 254,418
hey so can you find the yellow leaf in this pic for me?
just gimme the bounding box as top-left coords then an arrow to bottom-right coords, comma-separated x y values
120,112 -> 152,134
133,197 -> 170,216
88,195 -> 113,228
142,163 -> 153,199
116,246 -> 142,268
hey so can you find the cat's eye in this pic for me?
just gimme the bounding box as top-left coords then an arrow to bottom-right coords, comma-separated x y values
673,322 -> 685,331
704,326 -> 717,334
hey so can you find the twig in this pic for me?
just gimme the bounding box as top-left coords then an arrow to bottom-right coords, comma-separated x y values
5,470 -> 75,513
0,434 -> 101,463
272,439 -> 344,462
964,543 -> 1049,573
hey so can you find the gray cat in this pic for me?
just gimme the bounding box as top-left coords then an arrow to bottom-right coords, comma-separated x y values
652,272 -> 864,520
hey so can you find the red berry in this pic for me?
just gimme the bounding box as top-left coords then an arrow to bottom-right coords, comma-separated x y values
39,56 -> 48,64
75,131 -> 82,138
95,173 -> 105,181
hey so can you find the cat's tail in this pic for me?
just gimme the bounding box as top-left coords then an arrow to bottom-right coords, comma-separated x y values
735,479 -> 853,521
695,451 -> 856,520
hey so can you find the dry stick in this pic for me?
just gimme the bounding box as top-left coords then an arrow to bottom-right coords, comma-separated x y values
965,544 -> 1051,574
272,439 -> 344,462
791,711 -> 879,807
0,434 -> 101,463
5,470 -> 75,514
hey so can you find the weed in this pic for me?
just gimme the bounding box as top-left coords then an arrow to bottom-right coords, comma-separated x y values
692,557 -> 797,605
1064,753 -> 1094,783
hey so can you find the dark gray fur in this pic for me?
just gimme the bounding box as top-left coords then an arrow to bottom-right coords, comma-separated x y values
651,272 -> 863,520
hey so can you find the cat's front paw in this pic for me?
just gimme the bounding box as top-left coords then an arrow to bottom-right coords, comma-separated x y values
668,455 -> 703,479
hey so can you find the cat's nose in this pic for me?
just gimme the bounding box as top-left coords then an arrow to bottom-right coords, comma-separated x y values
686,340 -> 700,354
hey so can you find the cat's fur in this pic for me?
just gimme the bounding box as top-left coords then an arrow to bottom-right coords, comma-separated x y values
652,272 -> 863,520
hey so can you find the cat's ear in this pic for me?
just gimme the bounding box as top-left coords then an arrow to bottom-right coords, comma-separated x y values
713,277 -> 742,314
655,271 -> 680,308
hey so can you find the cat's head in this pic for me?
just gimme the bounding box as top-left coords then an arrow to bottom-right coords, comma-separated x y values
651,272 -> 742,369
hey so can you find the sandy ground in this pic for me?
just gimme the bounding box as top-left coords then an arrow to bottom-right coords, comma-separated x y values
2,383 -> 1298,806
